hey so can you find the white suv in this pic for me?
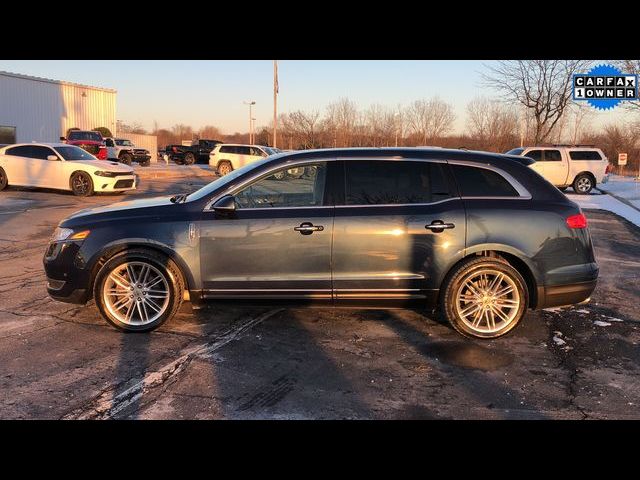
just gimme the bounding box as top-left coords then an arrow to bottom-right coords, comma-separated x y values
209,144 -> 280,176
506,145 -> 610,194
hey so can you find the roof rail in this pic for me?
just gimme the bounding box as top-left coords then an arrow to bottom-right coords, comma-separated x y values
540,144 -> 597,148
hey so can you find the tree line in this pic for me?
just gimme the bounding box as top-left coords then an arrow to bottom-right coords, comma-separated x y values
117,60 -> 640,174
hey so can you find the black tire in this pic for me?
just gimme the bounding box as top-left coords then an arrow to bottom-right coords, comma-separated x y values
217,161 -> 233,176
93,249 -> 185,332
119,153 -> 133,166
140,160 -> 151,167
439,256 -> 529,339
70,171 -> 94,197
0,167 -> 7,191
184,152 -> 196,165
572,173 -> 594,194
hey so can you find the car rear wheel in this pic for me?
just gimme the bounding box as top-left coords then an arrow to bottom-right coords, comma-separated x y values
184,152 -> 196,165
440,257 -> 528,339
217,161 -> 233,176
573,174 -> 594,194
119,153 -> 133,166
70,171 -> 94,197
94,249 -> 184,332
0,167 -> 8,191
139,159 -> 151,167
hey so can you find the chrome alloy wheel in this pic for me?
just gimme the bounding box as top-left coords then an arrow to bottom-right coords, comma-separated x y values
454,269 -> 521,334
102,261 -> 170,326
576,177 -> 592,193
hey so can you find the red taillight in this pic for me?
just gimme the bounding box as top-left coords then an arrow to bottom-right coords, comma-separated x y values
172,146 -> 178,153
566,213 -> 588,229
97,146 -> 107,160
605,163 -> 611,174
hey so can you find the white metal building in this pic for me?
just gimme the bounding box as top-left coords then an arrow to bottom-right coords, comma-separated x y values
0,71 -> 117,144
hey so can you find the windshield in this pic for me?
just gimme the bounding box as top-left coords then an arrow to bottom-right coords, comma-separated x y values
68,131 -> 102,142
505,148 -> 525,156
116,139 -> 134,147
187,156 -> 273,202
54,145 -> 98,161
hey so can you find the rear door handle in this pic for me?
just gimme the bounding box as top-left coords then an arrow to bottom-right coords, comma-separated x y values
425,220 -> 455,232
294,222 -> 324,235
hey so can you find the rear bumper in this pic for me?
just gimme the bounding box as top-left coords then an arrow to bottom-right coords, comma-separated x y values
537,280 -> 597,309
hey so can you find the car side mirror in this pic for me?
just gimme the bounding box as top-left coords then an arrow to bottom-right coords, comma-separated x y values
212,195 -> 236,214
59,137 -> 66,142
47,155 -> 59,161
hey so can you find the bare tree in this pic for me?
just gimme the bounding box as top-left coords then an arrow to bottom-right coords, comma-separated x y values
325,98 -> 358,147
613,60 -> 640,112
466,97 -> 519,152
482,60 -> 591,144
198,125 -> 223,140
405,97 -> 455,145
171,124 -> 194,142
281,110 -> 321,149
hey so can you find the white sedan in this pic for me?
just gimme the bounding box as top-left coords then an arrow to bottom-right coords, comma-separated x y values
0,143 -> 137,196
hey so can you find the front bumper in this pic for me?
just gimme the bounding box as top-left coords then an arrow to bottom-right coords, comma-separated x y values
43,240 -> 91,304
133,154 -> 151,163
94,174 -> 137,192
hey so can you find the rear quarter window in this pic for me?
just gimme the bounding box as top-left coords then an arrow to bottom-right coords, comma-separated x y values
569,150 -> 603,161
450,164 -> 520,197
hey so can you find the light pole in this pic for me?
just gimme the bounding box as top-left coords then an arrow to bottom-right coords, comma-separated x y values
251,118 -> 256,144
273,60 -> 278,148
244,100 -> 255,144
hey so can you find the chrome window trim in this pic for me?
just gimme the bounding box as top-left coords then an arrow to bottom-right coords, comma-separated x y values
203,156 -> 532,211
447,159 -> 532,199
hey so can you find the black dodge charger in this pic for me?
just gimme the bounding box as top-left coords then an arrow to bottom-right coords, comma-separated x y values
43,148 -> 598,339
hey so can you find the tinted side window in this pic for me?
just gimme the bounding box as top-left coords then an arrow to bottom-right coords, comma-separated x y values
569,150 -> 603,161
29,146 -> 55,160
345,160 -> 451,205
525,150 -> 543,162
219,146 -> 232,154
238,146 -> 251,155
545,150 -> 562,161
450,165 -> 519,197
5,145 -> 33,157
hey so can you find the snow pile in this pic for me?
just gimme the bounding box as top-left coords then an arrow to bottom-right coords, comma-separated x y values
566,192 -> 640,228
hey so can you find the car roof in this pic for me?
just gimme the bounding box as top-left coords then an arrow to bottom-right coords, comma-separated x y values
0,142 -> 70,149
216,143 -> 270,148
265,147 -> 534,166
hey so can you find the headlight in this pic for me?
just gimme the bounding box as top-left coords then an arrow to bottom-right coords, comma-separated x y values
51,227 -> 90,242
94,171 -> 118,177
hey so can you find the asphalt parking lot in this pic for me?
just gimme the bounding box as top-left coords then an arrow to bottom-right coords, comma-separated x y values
0,175 -> 639,419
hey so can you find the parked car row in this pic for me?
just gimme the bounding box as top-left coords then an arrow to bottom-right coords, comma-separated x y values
61,129 -> 151,167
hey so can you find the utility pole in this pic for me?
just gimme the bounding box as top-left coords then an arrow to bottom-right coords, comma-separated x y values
244,100 -> 255,144
273,60 -> 278,148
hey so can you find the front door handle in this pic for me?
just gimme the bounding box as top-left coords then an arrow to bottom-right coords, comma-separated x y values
425,220 -> 455,233
294,222 -> 324,235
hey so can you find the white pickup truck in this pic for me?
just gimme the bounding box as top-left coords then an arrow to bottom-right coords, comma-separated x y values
506,145 -> 610,194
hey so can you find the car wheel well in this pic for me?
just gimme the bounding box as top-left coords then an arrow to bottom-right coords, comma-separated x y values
440,250 -> 538,309
574,171 -> 596,185
69,170 -> 88,188
89,244 -> 190,297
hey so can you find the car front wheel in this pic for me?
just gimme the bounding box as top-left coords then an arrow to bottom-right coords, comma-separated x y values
217,161 -> 233,176
440,257 -> 528,339
184,152 -> 196,165
94,249 -> 184,332
71,171 -> 94,196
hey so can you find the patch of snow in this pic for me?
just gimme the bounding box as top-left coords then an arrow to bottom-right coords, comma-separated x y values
598,175 -> 640,209
593,320 -> 612,327
604,316 -> 624,322
553,336 -> 566,346
566,192 -> 640,228
544,307 -> 565,313
575,309 -> 590,314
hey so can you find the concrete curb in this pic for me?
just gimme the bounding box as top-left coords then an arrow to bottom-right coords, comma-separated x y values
596,187 -> 640,213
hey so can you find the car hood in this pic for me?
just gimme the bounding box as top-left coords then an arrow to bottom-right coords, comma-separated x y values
68,159 -> 134,172
63,196 -> 176,223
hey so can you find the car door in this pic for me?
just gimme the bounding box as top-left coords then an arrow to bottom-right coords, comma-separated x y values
2,145 -> 33,185
332,159 -> 466,306
199,160 -> 335,300
25,145 -> 65,189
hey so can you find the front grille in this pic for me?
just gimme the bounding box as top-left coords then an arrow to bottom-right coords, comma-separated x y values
114,179 -> 134,189
134,149 -> 147,155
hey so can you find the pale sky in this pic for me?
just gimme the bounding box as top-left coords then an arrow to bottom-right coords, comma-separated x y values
0,60 -> 632,134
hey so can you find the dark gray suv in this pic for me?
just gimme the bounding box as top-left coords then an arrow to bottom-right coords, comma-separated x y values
43,148 -> 598,339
